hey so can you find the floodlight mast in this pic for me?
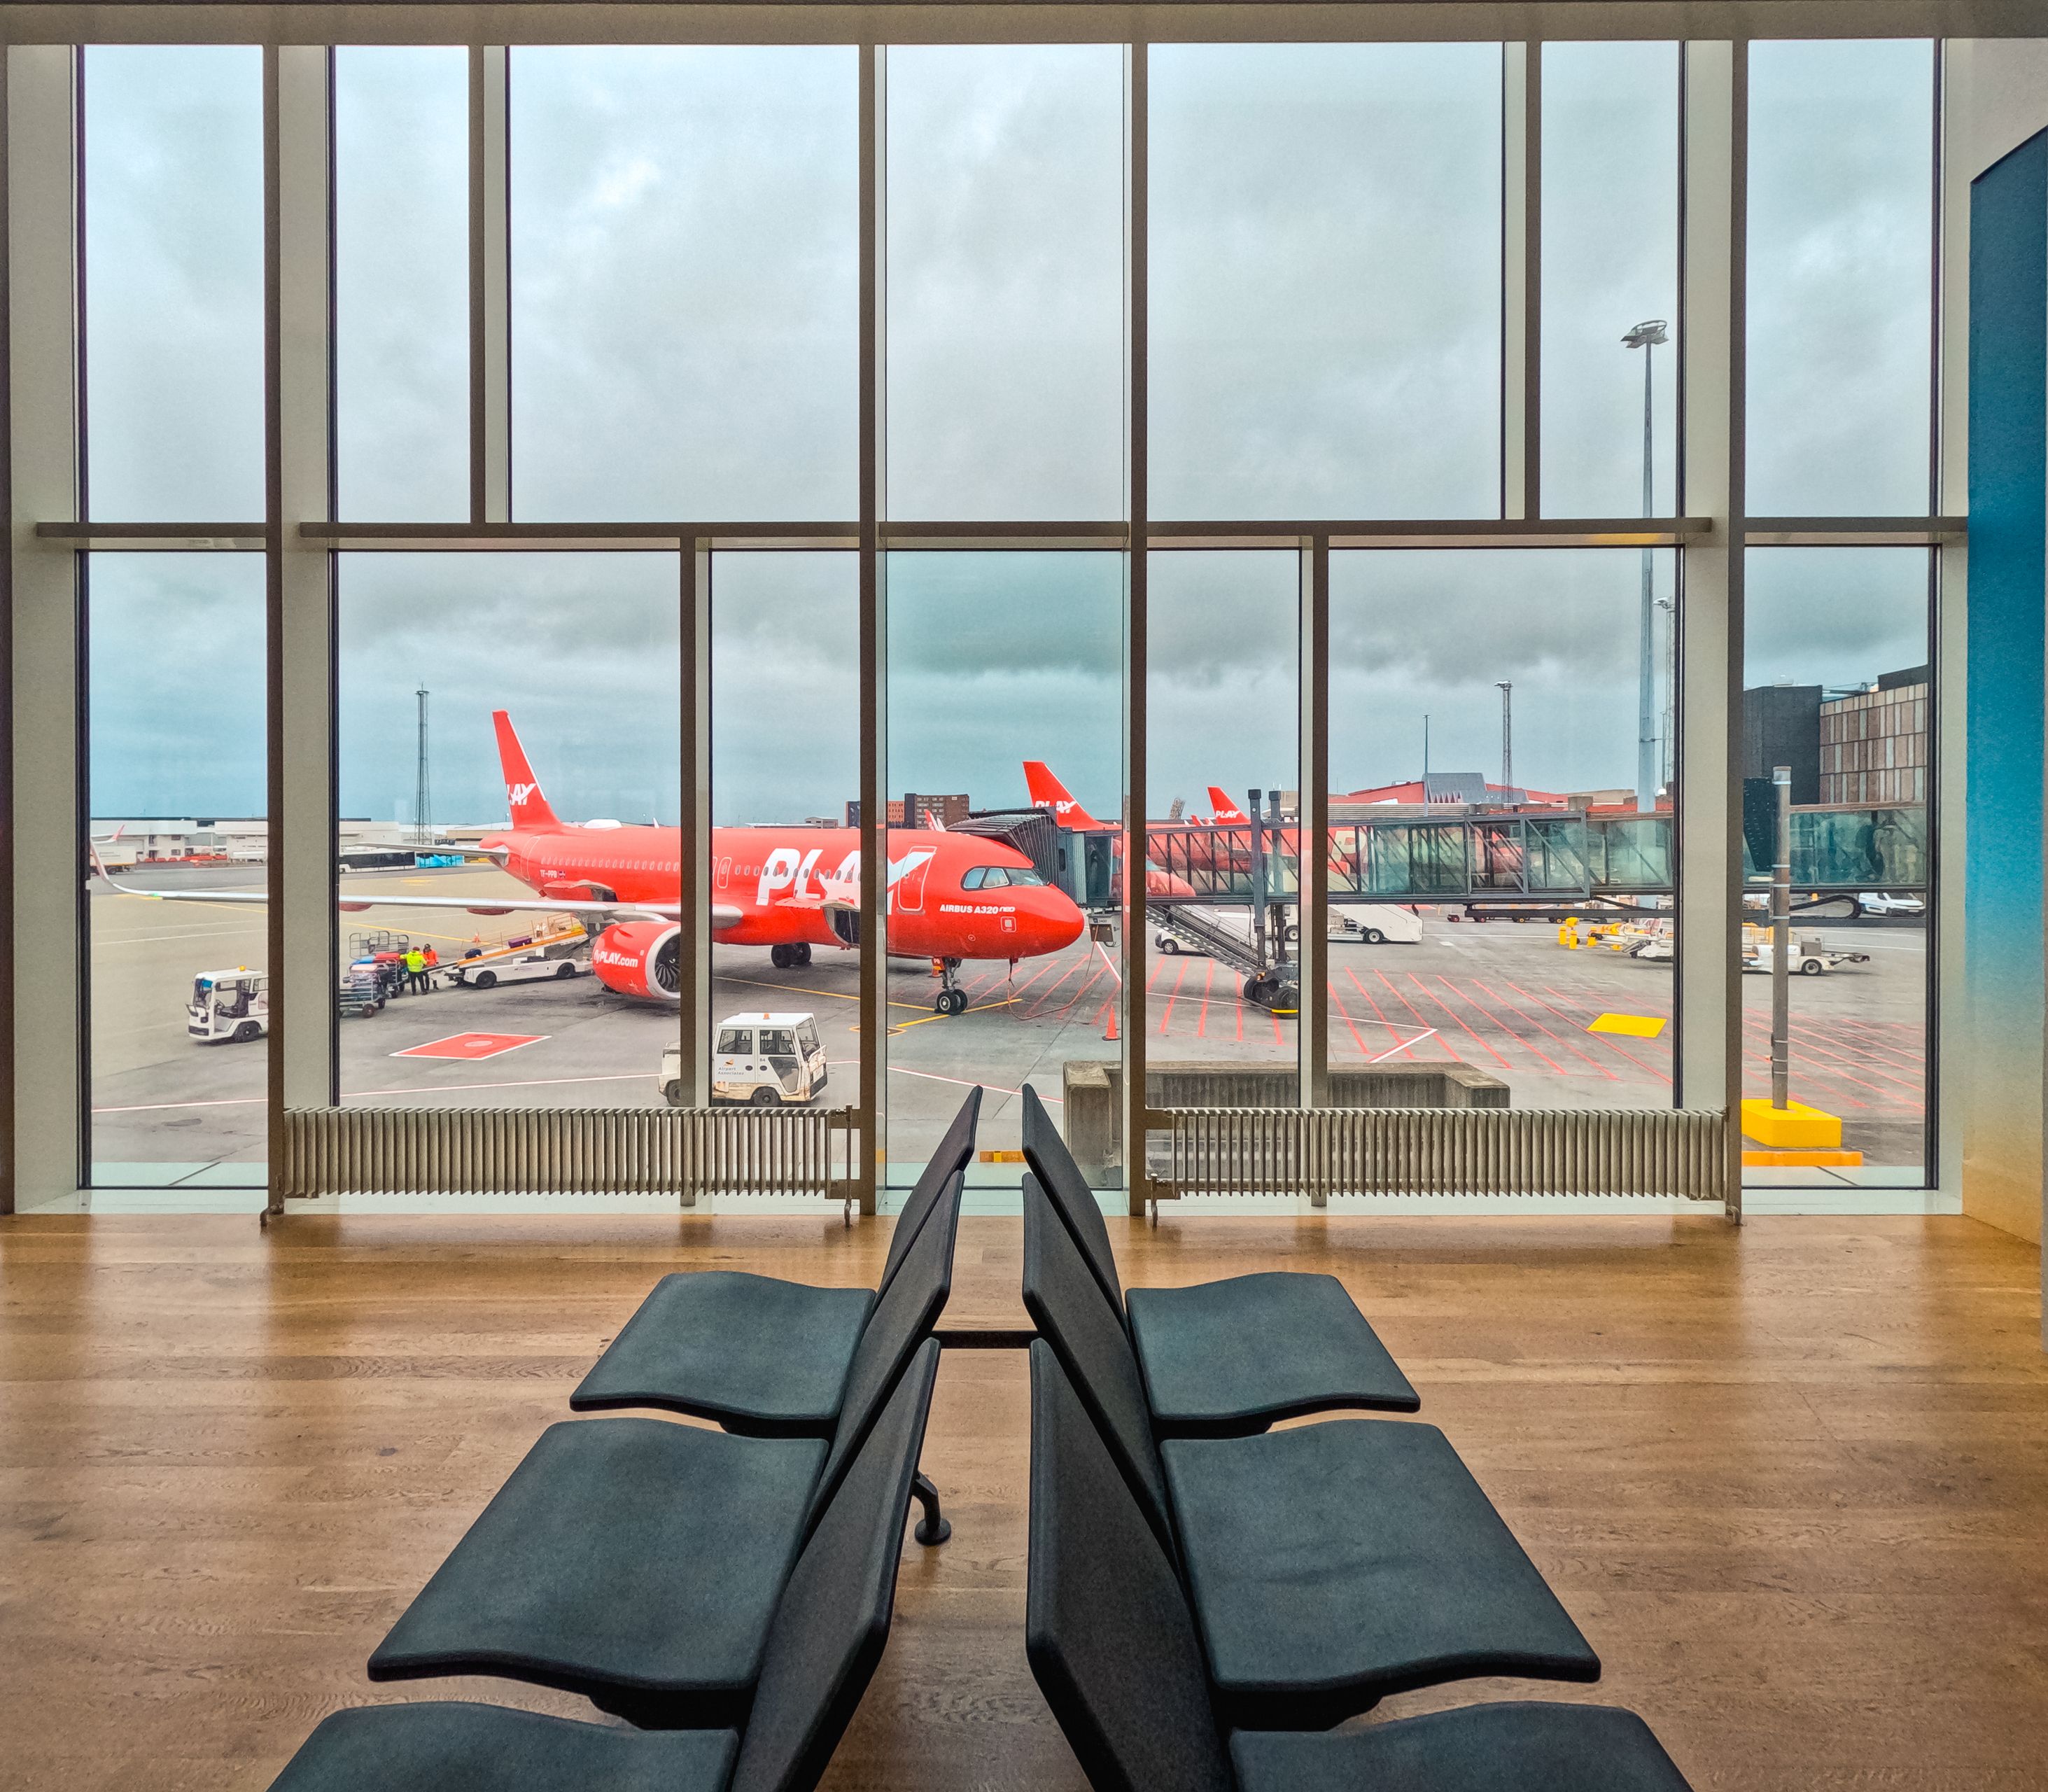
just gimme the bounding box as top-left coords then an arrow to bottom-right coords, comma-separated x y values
1495,681 -> 1513,793
1624,318 -> 1669,816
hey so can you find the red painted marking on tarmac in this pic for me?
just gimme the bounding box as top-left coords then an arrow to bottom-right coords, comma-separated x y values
1738,1011 -> 1909,1108
393,1032 -> 545,1062
1435,974 -> 1567,1075
1536,983 -> 1672,1086
1469,975 -> 1616,1080
1195,957 -> 1215,1038
1160,953 -> 1191,1035
1326,979 -> 1371,1058
1351,968 -> 1429,1058
1404,972 -> 1511,1070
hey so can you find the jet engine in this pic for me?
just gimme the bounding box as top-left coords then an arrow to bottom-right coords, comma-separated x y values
590,920 -> 681,1001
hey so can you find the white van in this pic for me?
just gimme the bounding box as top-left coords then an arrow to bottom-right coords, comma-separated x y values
671,1011 -> 830,1107
1329,905 -> 1424,946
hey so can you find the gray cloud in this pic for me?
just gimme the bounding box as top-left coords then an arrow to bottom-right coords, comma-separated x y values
83,40 -> 1941,833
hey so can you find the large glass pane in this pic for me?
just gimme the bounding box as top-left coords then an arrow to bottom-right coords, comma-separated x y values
885,553 -> 1116,1185
1541,42 -> 1680,519
1741,547 -> 1931,1186
1748,40 -> 1934,516
1328,550 -> 1678,1112
708,553 -> 862,1137
88,555 -> 268,1186
1146,552 -> 1300,1110
1151,43 -> 1502,520
510,47 -> 858,521
336,554 -> 680,1110
885,46 -> 1124,520
335,47 -> 470,520
83,46 -> 264,521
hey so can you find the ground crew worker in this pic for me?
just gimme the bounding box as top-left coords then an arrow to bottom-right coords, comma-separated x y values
404,946 -> 427,994
422,944 -> 441,986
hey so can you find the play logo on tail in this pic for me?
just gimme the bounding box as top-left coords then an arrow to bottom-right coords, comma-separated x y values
1023,761 -> 1105,830
1207,788 -> 1250,825
493,710 -> 563,830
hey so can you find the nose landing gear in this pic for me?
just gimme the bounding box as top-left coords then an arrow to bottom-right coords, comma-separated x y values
932,958 -> 967,1016
769,942 -> 813,969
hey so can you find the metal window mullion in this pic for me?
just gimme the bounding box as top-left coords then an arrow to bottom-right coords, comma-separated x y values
1501,40 -> 1540,521
1123,39 -> 1149,1217
679,538 -> 710,1142
5,46 -> 82,1212
1674,39 -> 1745,1222
857,41 -> 884,1217
1299,535 -> 1329,1144
470,45 -> 509,525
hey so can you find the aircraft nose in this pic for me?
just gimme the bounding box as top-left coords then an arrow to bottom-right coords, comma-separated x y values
1038,889 -> 1087,951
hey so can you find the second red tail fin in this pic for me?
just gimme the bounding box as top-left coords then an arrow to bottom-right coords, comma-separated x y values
1023,761 -> 1102,830
493,710 -> 563,830
1207,786 -> 1249,824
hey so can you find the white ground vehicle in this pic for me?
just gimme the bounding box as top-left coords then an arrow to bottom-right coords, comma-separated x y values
1154,925 -> 1211,956
1328,905 -> 1424,946
1742,930 -> 1872,976
188,969 -> 269,1043
449,943 -> 588,990
678,1011 -> 831,1107
1858,890 -> 1926,917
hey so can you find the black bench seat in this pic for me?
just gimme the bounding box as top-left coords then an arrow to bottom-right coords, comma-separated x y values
1027,1338 -> 1693,1792
1165,1420 -> 1601,1730
1021,1087 -> 1416,1434
269,1338 -> 944,1792
368,1186 -> 961,1728
572,1089 -> 981,1433
1022,1175 -> 1597,1728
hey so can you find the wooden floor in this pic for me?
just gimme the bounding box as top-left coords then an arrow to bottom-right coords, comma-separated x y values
3,1210 -> 2047,1791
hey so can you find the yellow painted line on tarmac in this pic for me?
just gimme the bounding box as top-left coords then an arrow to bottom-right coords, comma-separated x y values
722,974 -> 927,1014
888,997 -> 1020,1034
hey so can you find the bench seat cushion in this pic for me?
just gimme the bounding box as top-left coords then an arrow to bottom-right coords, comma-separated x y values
1126,1273 -> 1418,1434
572,1273 -> 876,1434
369,1418 -> 826,1727
269,1703 -> 738,1792
1163,1420 -> 1599,1730
1231,1702 -> 1694,1791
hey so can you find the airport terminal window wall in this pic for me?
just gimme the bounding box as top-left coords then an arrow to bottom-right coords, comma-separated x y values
41,28 -> 1961,1202
87,556 -> 270,1186
1328,550 -> 1679,1114
335,555 -> 682,1112
1741,550 -> 1933,1186
1146,553 -> 1300,1109
709,553 -> 864,1152
886,553 -> 1123,1183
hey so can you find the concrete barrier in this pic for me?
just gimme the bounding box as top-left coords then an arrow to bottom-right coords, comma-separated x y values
1058,1058 -> 1510,1190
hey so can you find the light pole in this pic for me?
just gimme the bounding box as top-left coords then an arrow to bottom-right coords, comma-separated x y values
1654,596 -> 1676,794
1422,713 -> 1431,781
1495,681 -> 1513,794
1624,319 -> 1668,814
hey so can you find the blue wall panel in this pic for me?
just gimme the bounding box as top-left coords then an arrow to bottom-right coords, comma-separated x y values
1965,130 -> 2047,1252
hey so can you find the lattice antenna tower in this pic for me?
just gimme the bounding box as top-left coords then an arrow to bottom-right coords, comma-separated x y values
414,686 -> 432,845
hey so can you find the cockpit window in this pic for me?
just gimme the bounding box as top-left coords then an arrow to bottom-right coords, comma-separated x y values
978,867 -> 1010,888
1007,866 -> 1047,886
960,867 -> 984,890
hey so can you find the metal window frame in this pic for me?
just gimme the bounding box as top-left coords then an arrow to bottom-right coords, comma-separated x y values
0,8 -> 1989,1216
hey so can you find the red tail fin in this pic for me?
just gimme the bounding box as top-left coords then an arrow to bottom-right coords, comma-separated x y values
1207,786 -> 1249,824
1023,760 -> 1102,829
493,710 -> 562,830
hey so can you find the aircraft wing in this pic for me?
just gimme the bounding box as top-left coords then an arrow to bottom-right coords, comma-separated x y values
92,855 -> 743,930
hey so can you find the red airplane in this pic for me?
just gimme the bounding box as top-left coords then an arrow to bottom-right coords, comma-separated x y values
95,711 -> 1088,1017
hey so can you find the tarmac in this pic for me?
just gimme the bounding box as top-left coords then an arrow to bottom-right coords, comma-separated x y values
85,862 -> 1928,1194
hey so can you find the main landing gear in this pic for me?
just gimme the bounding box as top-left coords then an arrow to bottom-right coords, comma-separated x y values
769,942 -> 813,969
932,958 -> 967,1016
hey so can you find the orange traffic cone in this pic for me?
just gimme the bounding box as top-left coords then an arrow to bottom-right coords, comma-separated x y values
1102,1004 -> 1120,1042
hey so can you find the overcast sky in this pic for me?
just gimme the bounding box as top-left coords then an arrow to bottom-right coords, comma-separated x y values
83,38 -> 1942,825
